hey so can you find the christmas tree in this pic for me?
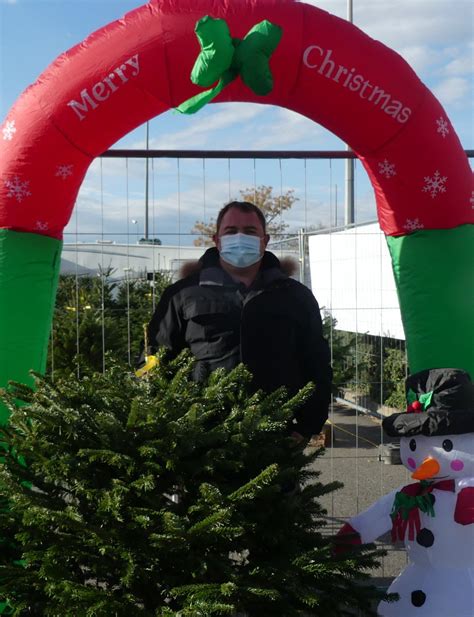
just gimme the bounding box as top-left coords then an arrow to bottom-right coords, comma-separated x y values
0,352 -> 389,616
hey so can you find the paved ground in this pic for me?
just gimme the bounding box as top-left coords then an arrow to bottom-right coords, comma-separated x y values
307,403 -> 410,589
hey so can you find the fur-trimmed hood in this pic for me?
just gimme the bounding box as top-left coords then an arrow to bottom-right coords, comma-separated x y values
179,247 -> 298,280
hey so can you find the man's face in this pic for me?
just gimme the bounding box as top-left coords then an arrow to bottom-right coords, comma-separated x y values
213,208 -> 269,255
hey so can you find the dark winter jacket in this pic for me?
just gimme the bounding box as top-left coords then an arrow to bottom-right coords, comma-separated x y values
143,247 -> 332,437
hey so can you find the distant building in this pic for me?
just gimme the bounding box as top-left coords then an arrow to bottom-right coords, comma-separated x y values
60,242 -> 206,281
60,240 -> 301,283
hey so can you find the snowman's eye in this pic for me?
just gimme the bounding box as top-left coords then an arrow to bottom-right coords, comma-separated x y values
409,439 -> 417,452
442,439 -> 453,452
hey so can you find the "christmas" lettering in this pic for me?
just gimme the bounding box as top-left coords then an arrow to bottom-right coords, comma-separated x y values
303,45 -> 411,124
67,54 -> 140,121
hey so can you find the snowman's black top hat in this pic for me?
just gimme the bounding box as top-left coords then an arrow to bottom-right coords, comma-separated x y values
383,368 -> 474,437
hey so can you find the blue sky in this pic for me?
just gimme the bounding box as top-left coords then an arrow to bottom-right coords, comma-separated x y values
1,0 -> 472,244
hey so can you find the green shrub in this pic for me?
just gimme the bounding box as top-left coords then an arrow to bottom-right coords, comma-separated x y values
1,354 -> 386,616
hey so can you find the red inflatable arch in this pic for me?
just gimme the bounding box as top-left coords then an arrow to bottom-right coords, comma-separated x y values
0,0 -> 472,422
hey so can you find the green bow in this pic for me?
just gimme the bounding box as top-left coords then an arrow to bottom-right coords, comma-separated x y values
176,16 -> 282,115
406,388 -> 433,410
390,482 -> 435,521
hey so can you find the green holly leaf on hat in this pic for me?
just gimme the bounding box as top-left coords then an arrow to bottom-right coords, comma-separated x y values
407,389 -> 417,405
419,391 -> 433,410
406,388 -> 433,412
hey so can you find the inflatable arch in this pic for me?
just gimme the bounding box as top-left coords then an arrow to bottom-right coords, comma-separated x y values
0,0 -> 472,423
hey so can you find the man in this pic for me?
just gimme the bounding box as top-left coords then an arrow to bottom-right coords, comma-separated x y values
142,201 -> 332,441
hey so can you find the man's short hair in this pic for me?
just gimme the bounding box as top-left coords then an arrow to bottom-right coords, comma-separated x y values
216,201 -> 267,234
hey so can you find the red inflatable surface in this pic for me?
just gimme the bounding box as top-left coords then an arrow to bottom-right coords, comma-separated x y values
0,0 -> 472,240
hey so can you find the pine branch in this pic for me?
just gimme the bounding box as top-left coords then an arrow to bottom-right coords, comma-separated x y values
0,354 -> 385,616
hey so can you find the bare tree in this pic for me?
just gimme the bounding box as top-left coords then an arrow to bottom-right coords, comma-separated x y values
191,185 -> 299,246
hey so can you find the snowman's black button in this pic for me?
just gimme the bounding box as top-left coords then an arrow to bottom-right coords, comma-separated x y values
416,528 -> 434,547
411,590 -> 426,607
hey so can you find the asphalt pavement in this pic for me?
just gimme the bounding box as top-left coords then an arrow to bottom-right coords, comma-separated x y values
307,402 -> 410,588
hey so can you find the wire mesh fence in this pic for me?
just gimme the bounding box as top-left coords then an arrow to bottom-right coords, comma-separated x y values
48,149 -> 472,592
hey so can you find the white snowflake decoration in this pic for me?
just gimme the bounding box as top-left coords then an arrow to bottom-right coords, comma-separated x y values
378,159 -> 397,179
5,176 -> 31,202
436,117 -> 450,138
55,164 -> 74,179
2,120 -> 16,141
35,221 -> 49,232
422,170 -> 447,199
404,218 -> 424,232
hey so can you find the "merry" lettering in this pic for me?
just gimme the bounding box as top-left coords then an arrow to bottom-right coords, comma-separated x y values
67,55 -> 140,121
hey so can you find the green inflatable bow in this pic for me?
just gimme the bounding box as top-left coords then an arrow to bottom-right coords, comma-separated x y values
176,16 -> 282,114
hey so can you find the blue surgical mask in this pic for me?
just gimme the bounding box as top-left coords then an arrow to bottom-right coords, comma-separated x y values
219,233 -> 262,268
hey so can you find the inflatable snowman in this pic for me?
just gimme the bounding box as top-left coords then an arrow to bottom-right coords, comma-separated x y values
336,368 -> 474,617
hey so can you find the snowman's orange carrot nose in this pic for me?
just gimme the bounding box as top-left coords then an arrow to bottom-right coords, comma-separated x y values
412,457 -> 440,480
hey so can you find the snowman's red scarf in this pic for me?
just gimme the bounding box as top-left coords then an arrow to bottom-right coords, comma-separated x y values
390,480 -> 454,541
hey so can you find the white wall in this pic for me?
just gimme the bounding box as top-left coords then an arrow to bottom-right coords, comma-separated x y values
308,223 -> 405,340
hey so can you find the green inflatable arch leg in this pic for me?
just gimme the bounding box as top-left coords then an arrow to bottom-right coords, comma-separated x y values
0,230 -> 62,425
386,225 -> 474,377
